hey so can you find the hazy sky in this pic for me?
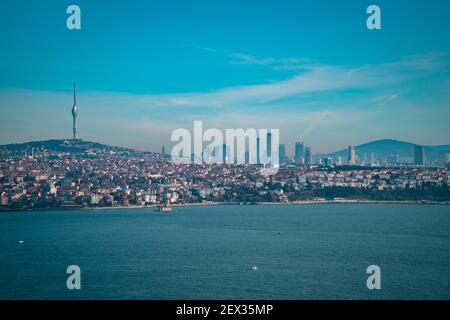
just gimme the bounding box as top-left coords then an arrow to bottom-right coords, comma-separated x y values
0,0 -> 449,154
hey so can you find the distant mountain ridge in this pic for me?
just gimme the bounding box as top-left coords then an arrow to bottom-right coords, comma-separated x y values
1,138 -> 449,163
326,139 -> 450,163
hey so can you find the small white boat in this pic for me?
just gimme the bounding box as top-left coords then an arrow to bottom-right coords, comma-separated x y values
251,266 -> 258,271
17,240 -> 25,244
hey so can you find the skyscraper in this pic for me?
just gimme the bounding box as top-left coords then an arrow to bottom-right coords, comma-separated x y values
279,144 -> 286,163
267,132 -> 272,157
295,142 -> 304,162
323,157 -> 332,166
304,147 -> 312,165
222,143 -> 227,164
256,137 -> 260,164
71,82 -> 78,140
162,145 -> 165,155
414,145 -> 424,166
348,146 -> 356,165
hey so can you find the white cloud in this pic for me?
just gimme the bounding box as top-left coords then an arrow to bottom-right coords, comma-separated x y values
0,52 -> 448,151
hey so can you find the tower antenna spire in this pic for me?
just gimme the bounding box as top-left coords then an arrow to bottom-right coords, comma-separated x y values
71,82 -> 78,140
73,82 -> 76,105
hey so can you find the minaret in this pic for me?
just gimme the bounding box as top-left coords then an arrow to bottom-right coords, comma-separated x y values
72,82 -> 78,140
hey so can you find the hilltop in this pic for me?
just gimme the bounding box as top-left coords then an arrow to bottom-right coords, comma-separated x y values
326,139 -> 450,163
0,139 -> 130,155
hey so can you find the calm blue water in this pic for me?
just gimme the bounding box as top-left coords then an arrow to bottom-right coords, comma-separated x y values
0,204 -> 449,300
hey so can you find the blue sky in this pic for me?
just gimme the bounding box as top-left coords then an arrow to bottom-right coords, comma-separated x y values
0,0 -> 449,153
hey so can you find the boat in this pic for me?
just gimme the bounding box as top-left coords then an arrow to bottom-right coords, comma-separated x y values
159,199 -> 172,212
251,266 -> 258,271
17,240 -> 25,244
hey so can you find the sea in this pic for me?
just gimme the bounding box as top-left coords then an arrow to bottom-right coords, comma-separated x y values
0,204 -> 449,300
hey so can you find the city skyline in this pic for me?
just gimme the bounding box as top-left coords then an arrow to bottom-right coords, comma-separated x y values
0,0 -> 449,153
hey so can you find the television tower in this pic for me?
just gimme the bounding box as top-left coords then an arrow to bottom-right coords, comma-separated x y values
72,82 -> 78,140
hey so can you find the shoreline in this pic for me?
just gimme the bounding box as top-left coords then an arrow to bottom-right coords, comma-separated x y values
1,199 -> 449,213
